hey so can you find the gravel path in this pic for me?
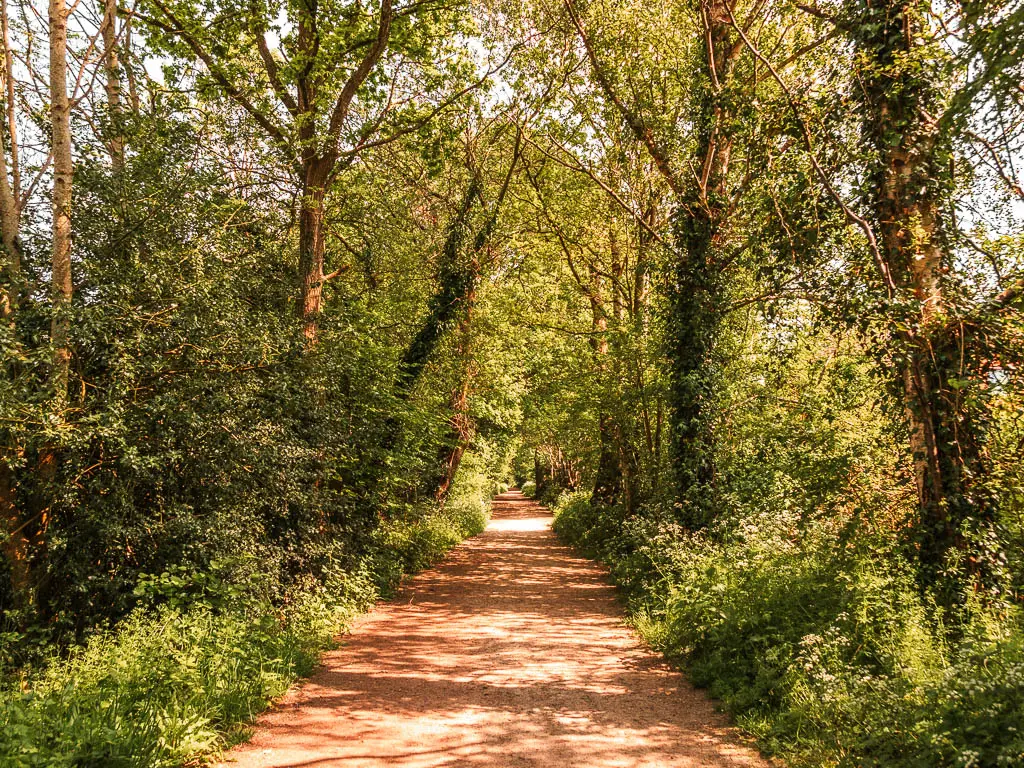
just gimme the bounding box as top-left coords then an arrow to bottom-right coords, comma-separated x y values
217,490 -> 769,767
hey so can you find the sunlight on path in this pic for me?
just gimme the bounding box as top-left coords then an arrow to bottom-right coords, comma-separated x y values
217,491 -> 768,768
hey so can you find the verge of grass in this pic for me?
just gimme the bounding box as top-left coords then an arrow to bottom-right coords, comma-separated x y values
550,490 -> 1024,768
0,491 -> 491,768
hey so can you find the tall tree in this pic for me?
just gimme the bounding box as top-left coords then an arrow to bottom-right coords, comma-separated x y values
0,0 -> 18,306
138,0 -> 484,343
50,0 -> 73,408
564,0 -> 750,527
845,0 -> 1024,597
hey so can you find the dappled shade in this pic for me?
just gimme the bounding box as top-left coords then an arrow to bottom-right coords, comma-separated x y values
218,492 -> 765,768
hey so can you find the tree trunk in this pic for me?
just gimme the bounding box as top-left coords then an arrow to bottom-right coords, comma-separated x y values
592,414 -> 620,505
298,157 -> 330,343
100,0 -> 123,167
0,127 -> 18,317
609,221 -> 639,514
0,0 -> 26,607
435,281 -> 478,503
435,362 -> 474,503
50,0 -> 73,408
0,0 -> 18,316
0,456 -> 29,607
853,0 -> 995,598
534,449 -> 550,497
0,0 -> 18,276
588,261 -> 620,506
396,178 -> 479,392
669,0 -> 735,529
435,385 -> 472,502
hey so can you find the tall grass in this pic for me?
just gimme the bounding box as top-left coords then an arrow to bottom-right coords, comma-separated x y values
552,491 -> 1024,767
0,492 -> 490,768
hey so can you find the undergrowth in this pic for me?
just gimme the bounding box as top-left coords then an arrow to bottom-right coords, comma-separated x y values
0,489 -> 491,768
552,491 -> 1024,768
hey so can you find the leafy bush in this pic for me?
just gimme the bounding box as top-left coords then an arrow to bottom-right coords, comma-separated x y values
552,494 -> 1024,767
520,481 -> 536,498
0,490 -> 490,767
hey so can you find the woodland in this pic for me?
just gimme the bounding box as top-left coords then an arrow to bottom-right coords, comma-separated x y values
0,0 -> 1023,765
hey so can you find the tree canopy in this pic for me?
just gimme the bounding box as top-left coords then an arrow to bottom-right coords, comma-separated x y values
1,0 -> 1024,763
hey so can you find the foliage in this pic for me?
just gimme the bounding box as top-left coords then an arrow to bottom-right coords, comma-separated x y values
2,0 -> 1024,763
0,491 -> 490,767
553,491 -> 1024,767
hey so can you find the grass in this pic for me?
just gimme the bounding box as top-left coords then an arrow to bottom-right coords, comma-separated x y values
0,492 -> 490,768
550,490 -> 1024,768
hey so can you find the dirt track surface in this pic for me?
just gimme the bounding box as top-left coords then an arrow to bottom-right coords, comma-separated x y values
217,491 -> 768,768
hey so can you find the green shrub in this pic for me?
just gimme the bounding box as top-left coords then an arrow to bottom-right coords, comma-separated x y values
0,486 -> 491,767
552,494 -> 1024,767
520,481 -> 536,498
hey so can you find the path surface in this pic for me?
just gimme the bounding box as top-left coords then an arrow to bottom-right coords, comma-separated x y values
218,491 -> 769,768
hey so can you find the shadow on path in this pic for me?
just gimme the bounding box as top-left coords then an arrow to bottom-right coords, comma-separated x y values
217,491 -> 769,768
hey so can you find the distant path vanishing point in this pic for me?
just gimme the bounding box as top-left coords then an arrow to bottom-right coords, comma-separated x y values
217,490 -> 769,768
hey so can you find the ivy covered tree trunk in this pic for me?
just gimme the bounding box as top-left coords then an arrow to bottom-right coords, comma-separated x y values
434,318 -> 476,502
851,0 -> 996,598
397,135 -> 519,396
669,211 -> 723,527
669,0 -> 735,529
395,178 -> 480,394
433,250 -> 480,502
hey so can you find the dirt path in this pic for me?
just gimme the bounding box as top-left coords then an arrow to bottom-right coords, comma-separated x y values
217,491 -> 769,767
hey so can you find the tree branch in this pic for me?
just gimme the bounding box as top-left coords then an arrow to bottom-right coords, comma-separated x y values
256,30 -> 299,117
723,2 -> 895,298
134,2 -> 294,163
326,0 -> 393,149
562,0 -> 683,195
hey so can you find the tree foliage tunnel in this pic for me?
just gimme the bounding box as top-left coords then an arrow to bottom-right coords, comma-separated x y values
1,0 -> 1024,763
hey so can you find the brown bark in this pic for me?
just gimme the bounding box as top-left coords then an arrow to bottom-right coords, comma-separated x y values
609,222 -> 639,514
854,0 -> 996,594
145,0 -> 393,345
0,451 -> 29,605
588,262 -> 619,507
0,0 -> 19,316
0,0 -> 25,605
873,104 -> 947,512
435,330 -> 475,503
536,445 -> 579,499
298,158 -> 330,342
877,122 -> 966,579
434,246 -> 480,503
124,18 -> 140,112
